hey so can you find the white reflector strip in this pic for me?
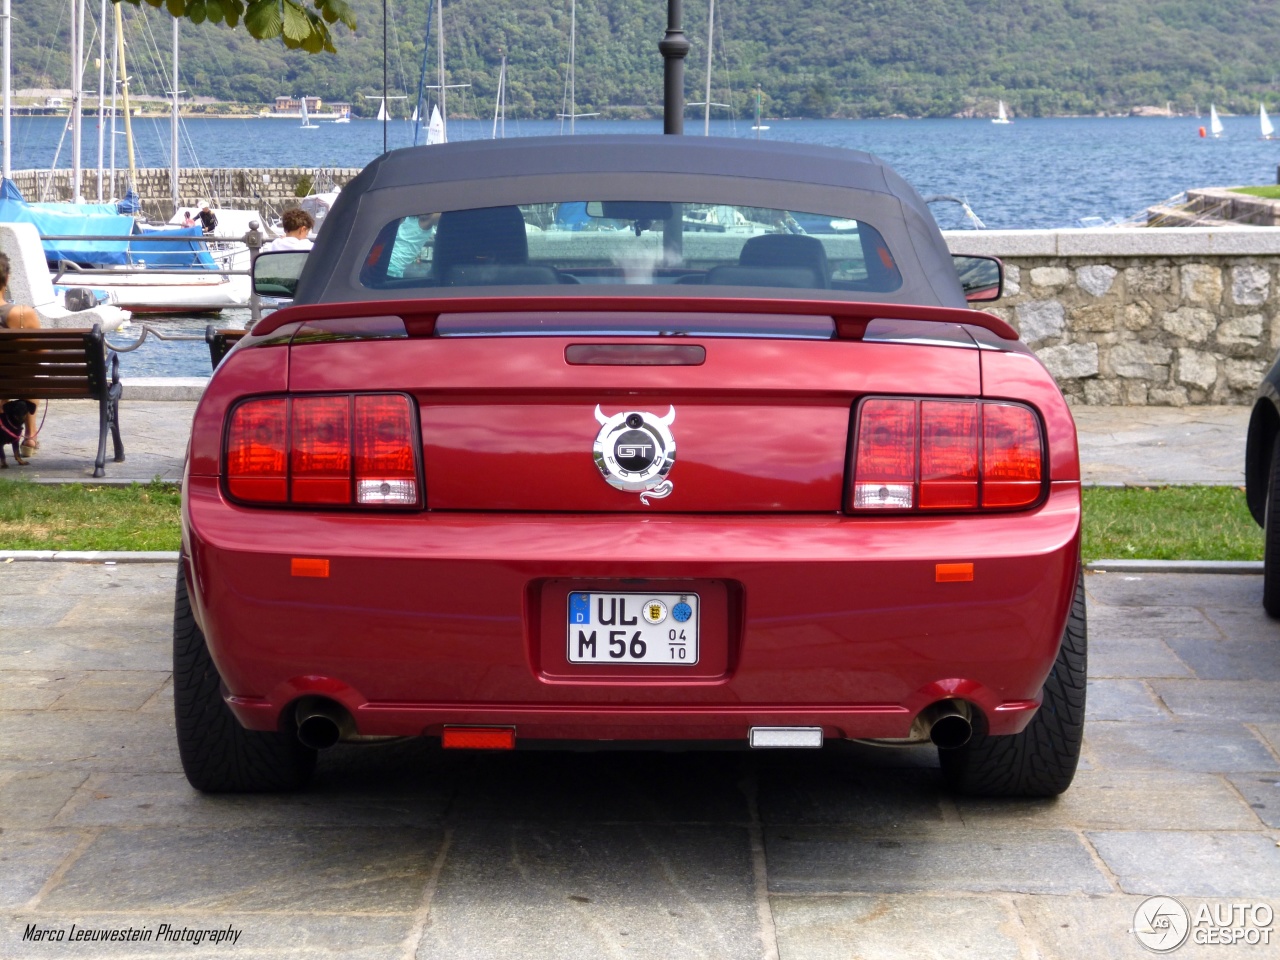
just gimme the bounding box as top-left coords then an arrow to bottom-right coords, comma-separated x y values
853,482 -> 913,510
749,727 -> 824,749
356,479 -> 418,505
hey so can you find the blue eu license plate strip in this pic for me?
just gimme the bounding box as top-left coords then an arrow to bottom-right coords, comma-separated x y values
567,591 -> 700,665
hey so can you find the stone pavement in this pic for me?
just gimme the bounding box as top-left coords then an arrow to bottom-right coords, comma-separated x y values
7,398 -> 1256,486
1,562 -> 1279,959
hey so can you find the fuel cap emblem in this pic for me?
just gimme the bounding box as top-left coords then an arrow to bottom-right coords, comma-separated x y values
593,405 -> 676,505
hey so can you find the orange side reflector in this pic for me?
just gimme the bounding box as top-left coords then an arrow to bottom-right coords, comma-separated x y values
290,558 -> 330,578
442,726 -> 516,750
936,562 -> 974,583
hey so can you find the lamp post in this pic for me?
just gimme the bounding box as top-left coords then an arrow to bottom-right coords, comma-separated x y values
659,0 -> 689,134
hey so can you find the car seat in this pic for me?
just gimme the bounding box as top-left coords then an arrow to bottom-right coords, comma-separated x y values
705,233 -> 830,289
433,206 -> 560,286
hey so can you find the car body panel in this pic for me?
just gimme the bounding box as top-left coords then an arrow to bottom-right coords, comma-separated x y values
184,136 -> 1082,753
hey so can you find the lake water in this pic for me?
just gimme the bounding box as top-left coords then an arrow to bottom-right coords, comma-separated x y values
11,112 -> 1280,376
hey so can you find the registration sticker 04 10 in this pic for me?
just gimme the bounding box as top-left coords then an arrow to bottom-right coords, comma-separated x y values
567,591 -> 700,665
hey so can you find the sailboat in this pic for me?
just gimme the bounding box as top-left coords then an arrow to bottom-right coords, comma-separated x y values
1210,104 -> 1224,138
992,100 -> 1012,124
426,104 -> 445,144
557,0 -> 599,134
376,98 -> 387,121
1262,104 -> 1276,140
300,97 -> 319,129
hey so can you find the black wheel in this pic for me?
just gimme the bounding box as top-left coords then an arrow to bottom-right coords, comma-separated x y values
940,566 -> 1087,797
1264,433 -> 1280,618
173,563 -> 316,792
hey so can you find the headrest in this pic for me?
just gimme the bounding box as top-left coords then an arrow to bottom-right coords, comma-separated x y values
738,233 -> 829,275
433,206 -> 528,274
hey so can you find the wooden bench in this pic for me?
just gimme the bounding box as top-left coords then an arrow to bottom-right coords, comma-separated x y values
0,325 -> 124,477
206,326 -> 249,369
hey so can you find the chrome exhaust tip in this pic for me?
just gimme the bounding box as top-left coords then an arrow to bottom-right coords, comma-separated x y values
295,698 -> 355,750
916,700 -> 974,750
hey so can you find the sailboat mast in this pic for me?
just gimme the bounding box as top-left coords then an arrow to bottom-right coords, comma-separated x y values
114,1 -> 136,191
72,0 -> 83,200
703,0 -> 713,136
492,53 -> 505,139
2,0 -> 10,181
96,0 -> 106,199
108,7 -> 117,199
171,16 -> 179,215
569,0 -> 576,134
437,0 -> 446,142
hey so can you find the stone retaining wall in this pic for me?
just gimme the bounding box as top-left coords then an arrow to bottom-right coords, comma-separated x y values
8,167 -> 362,221
942,228 -> 1280,405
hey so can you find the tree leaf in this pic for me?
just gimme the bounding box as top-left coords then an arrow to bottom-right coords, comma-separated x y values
243,0 -> 283,39
165,0 -> 184,17
315,0 -> 354,29
187,0 -> 206,23
281,1 -> 312,43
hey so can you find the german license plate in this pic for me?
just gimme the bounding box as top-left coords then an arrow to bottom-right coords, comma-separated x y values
567,591 -> 699,665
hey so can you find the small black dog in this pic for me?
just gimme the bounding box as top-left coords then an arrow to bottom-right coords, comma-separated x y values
0,399 -> 35,467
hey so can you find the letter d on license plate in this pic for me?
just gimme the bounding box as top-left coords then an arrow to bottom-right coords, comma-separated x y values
567,591 -> 699,665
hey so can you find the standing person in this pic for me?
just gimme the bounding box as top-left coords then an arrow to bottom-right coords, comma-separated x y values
0,252 -> 41,455
262,208 -> 315,252
197,203 -> 219,235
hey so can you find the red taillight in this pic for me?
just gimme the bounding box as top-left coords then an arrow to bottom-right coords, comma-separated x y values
850,398 -> 1042,513
225,394 -> 420,508
852,398 -> 916,509
982,403 -> 1043,508
226,398 -> 288,502
919,401 -> 978,509
354,395 -> 418,505
291,396 -> 351,504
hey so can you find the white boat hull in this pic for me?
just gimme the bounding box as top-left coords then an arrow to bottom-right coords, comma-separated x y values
61,271 -> 251,314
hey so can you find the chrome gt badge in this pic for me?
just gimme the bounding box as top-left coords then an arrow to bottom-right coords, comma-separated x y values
593,405 -> 676,505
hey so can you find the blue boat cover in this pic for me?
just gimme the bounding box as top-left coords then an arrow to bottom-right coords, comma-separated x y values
0,187 -> 215,268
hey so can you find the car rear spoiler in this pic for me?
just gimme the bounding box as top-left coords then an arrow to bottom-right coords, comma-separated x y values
250,296 -> 1019,342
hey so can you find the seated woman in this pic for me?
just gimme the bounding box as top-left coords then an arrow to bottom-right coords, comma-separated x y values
0,252 -> 41,455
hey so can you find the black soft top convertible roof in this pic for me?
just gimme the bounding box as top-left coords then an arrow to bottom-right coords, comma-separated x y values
293,135 -> 965,308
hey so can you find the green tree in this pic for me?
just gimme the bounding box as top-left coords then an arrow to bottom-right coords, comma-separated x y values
114,0 -> 357,54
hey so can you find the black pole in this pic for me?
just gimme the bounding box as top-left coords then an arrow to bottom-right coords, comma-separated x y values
382,0 -> 389,153
659,0 -> 689,134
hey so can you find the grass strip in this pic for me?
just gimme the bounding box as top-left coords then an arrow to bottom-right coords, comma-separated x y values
0,477 -> 181,552
1232,186 -> 1280,200
0,480 -> 1265,562
1081,485 -> 1260,562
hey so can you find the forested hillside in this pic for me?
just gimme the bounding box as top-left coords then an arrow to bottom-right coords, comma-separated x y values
13,0 -> 1280,119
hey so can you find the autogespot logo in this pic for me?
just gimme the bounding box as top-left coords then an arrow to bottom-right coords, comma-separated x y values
1133,897 -> 1191,953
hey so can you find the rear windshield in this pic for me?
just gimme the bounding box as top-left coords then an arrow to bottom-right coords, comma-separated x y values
359,201 -> 903,295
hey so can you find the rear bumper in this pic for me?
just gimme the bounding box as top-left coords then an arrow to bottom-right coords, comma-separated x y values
183,476 -> 1082,742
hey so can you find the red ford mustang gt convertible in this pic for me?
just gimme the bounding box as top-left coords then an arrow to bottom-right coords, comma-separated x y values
176,136 -> 1084,796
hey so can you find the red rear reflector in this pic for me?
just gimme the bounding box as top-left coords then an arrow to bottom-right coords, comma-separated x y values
442,727 -> 515,750
291,396 -> 351,504
226,398 -> 288,502
982,403 -> 1043,508
936,562 -> 974,582
919,401 -> 978,509
852,398 -> 916,509
291,558 -> 330,578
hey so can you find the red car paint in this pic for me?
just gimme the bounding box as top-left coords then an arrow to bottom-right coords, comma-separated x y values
183,297 -> 1081,746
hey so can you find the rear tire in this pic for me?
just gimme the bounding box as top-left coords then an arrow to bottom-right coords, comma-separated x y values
1263,434 -> 1280,618
939,567 -> 1087,797
173,563 -> 316,792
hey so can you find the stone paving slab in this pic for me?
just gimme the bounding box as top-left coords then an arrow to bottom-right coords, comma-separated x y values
2,564 -> 1279,959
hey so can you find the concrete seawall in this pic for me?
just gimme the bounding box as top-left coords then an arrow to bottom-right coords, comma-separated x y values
8,167 -> 362,222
